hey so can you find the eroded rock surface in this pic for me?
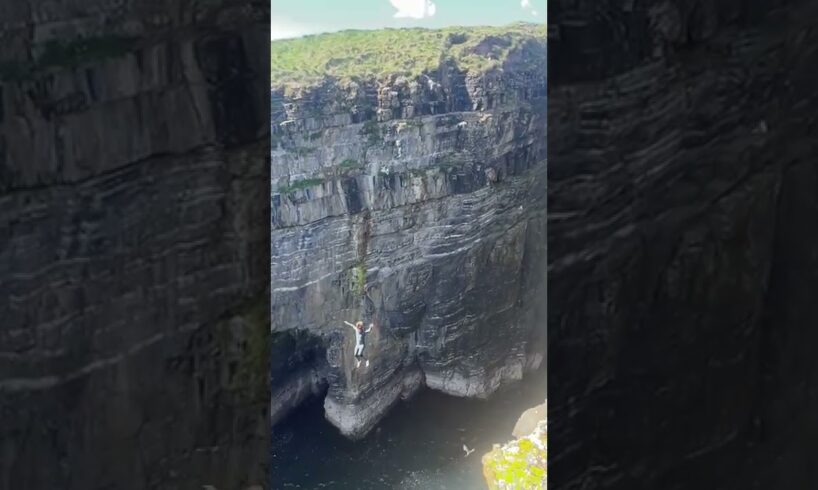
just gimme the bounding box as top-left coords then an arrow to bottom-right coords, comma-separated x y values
549,0 -> 818,488
0,2 -> 270,489
271,32 -> 547,438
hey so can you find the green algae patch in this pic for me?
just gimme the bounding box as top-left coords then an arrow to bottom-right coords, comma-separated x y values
351,262 -> 367,298
482,419 -> 547,490
271,22 -> 546,87
277,177 -> 325,194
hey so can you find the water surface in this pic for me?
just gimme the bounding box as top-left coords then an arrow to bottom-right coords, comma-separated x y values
271,367 -> 546,489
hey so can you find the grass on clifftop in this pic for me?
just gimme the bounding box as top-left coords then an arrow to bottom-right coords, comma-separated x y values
271,22 -> 546,86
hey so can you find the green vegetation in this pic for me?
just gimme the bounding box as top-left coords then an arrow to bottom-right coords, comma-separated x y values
360,120 -> 385,146
277,177 -> 325,194
482,420 -> 547,490
0,35 -> 138,82
351,263 -> 367,297
271,22 -> 546,86
338,159 -> 364,172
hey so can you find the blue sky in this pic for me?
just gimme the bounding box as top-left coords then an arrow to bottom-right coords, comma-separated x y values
271,0 -> 546,40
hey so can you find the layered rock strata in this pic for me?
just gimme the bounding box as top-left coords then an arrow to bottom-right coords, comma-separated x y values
0,2 -> 270,489
271,32 -> 547,438
548,0 -> 818,488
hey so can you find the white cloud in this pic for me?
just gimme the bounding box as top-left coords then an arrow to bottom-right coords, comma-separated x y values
390,0 -> 437,19
522,0 -> 541,16
271,16 -> 324,40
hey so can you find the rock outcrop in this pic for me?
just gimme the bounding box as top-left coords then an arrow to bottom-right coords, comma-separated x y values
0,2 -> 270,489
271,27 -> 547,438
513,401 -> 547,439
483,417 -> 547,490
549,0 -> 818,488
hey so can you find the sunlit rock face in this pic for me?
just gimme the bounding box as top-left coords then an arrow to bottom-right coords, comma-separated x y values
271,33 -> 547,438
548,0 -> 818,488
0,2 -> 270,489
482,417 -> 547,490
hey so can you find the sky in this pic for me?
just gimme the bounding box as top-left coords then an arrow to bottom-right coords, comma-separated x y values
271,0 -> 546,40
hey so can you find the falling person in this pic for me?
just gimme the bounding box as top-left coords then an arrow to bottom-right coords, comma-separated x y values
344,320 -> 374,368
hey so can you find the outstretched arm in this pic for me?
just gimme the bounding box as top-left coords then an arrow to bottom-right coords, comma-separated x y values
365,323 -> 374,333
344,321 -> 356,329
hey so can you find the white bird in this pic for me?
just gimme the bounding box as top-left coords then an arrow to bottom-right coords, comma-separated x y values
390,0 -> 436,19
463,444 -> 475,457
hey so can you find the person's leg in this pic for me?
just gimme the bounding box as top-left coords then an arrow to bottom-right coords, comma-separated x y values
360,344 -> 369,366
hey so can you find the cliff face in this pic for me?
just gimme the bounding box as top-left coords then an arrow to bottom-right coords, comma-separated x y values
0,2 -> 269,489
549,0 -> 818,488
271,30 -> 547,437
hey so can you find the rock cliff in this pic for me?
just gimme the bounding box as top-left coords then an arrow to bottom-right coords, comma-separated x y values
270,25 -> 547,438
0,2 -> 269,489
549,0 -> 818,488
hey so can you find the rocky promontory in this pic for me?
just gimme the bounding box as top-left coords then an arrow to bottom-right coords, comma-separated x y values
483,402 -> 547,490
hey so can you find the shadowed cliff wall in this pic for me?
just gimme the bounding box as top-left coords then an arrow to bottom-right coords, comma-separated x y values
0,2 -> 270,489
548,0 -> 818,487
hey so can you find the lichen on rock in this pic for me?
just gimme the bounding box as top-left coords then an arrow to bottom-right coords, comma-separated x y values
483,418 -> 547,489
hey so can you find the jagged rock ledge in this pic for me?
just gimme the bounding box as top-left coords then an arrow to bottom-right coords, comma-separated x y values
482,402 -> 547,490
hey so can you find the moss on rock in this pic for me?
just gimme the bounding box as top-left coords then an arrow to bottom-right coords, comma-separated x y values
482,419 -> 547,490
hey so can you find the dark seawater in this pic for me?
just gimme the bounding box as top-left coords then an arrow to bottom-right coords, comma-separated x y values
271,366 -> 546,490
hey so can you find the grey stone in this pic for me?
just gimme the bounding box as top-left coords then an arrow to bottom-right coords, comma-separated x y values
0,3 -> 270,489
271,35 -> 547,439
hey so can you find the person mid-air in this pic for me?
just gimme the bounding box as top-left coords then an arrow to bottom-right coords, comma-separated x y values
344,320 -> 374,368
